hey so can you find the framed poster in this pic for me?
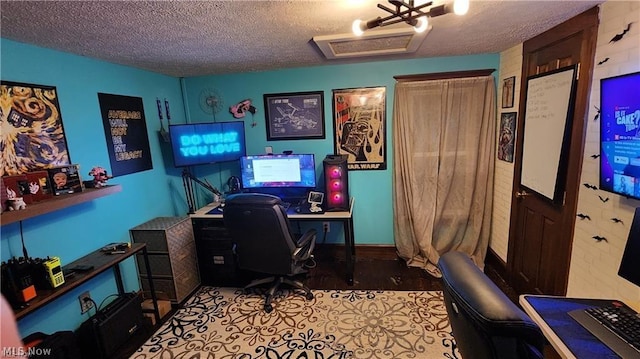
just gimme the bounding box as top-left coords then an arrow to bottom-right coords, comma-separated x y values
0,81 -> 71,176
263,91 -> 325,140
498,112 -> 517,163
98,93 -> 153,177
332,86 -> 386,170
502,76 -> 515,108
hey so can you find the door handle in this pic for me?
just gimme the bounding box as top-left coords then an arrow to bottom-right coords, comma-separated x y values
515,190 -> 531,199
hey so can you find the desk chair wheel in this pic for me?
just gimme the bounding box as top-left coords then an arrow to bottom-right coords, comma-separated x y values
305,292 -> 314,301
264,303 -> 273,313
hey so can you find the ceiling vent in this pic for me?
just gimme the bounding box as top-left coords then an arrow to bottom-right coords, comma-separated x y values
313,26 -> 431,59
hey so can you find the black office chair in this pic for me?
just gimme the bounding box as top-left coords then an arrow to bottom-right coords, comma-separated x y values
438,251 -> 544,359
222,193 -> 316,312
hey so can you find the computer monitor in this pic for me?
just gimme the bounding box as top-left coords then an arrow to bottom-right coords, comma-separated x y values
618,207 -> 640,287
239,154 -> 316,196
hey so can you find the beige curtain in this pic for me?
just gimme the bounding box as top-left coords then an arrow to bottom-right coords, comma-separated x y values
393,76 -> 496,277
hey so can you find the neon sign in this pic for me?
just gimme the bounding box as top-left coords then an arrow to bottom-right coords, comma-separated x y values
169,121 -> 246,167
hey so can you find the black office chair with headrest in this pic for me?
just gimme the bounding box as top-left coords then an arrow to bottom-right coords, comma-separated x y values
438,251 -> 544,359
223,193 -> 316,312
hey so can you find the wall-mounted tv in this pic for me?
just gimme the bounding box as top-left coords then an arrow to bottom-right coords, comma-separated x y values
169,121 -> 246,167
600,71 -> 640,200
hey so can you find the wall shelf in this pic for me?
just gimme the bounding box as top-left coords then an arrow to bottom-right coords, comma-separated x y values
1,184 -> 122,225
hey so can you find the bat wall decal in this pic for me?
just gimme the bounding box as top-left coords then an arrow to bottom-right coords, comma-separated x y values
592,235 -> 608,242
611,218 -> 624,224
590,154 -> 600,159
593,106 -> 600,121
598,57 -> 610,65
610,23 -> 632,43
599,195 -> 610,203
577,213 -> 591,220
583,183 -> 598,190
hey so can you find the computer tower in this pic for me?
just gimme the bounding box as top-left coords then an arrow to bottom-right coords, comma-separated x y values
323,155 -> 350,211
76,293 -> 144,359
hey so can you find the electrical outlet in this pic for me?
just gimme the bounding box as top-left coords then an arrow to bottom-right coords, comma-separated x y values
323,222 -> 330,232
78,291 -> 93,314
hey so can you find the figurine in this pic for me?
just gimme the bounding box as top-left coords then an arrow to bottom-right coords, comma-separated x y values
6,188 -> 26,211
7,198 -> 26,211
88,166 -> 112,188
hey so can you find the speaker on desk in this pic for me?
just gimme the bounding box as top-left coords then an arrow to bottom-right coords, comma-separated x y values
323,155 -> 350,211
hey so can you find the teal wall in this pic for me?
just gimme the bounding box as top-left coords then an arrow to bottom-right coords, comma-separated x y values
0,39 -> 187,336
1,37 -> 499,337
181,55 -> 499,244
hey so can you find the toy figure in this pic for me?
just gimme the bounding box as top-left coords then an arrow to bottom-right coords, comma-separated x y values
88,166 -> 112,188
6,188 -> 26,211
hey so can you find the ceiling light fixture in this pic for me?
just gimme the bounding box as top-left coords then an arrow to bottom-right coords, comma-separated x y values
352,0 -> 469,35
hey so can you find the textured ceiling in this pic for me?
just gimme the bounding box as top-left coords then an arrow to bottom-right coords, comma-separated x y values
0,0 -> 604,78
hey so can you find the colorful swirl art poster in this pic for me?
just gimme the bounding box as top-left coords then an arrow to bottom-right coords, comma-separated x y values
0,81 -> 71,176
332,87 -> 387,170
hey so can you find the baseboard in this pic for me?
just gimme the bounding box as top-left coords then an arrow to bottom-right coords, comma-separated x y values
485,248 -> 508,281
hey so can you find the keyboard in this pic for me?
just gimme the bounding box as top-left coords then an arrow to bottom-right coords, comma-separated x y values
569,304 -> 640,358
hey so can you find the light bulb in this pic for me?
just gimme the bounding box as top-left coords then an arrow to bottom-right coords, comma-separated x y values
453,0 -> 469,15
352,19 -> 364,36
414,16 -> 429,33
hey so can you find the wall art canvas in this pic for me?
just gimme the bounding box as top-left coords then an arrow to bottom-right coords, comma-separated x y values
498,112 -> 517,163
98,93 -> 153,177
332,87 -> 386,170
0,81 -> 71,176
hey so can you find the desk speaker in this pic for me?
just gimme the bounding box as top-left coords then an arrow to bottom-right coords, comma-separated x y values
323,155 -> 350,211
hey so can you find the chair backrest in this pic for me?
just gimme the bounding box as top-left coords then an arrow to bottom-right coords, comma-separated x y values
438,251 -> 544,359
223,193 -> 297,275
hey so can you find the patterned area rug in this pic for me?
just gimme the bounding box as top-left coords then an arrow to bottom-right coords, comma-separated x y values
132,287 -> 459,359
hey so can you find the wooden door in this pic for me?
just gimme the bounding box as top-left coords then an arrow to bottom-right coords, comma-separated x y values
506,8 -> 599,295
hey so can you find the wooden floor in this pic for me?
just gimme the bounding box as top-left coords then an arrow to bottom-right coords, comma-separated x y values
306,245 -> 445,291
306,245 -> 518,304
117,245 -> 517,358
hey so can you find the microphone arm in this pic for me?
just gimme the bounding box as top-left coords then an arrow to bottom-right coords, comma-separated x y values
182,168 -> 222,214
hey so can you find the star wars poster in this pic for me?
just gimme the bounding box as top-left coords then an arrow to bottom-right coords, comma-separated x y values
0,81 -> 71,176
332,87 -> 386,170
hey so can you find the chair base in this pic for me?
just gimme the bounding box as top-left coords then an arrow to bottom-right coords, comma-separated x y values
243,276 -> 314,313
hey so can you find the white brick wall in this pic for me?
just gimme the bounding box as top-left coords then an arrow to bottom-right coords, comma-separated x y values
490,1 -> 640,308
567,0 -> 640,308
490,44 -> 522,262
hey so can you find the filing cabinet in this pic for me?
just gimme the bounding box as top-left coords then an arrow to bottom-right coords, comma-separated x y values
130,216 -> 200,304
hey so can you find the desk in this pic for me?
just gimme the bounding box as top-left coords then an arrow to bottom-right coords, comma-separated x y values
14,243 -> 160,324
190,198 -> 356,285
520,295 -> 625,359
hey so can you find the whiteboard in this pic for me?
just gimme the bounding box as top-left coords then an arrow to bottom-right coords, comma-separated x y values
521,66 -> 576,201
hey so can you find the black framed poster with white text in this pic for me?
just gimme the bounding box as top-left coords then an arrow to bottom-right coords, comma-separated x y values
98,93 -> 153,176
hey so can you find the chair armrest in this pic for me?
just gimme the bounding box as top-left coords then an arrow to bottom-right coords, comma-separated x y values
438,251 -> 545,354
293,229 -> 317,260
